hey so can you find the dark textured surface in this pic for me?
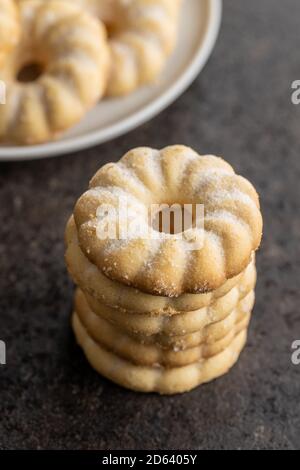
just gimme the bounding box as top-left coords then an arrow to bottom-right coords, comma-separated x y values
1,0 -> 300,450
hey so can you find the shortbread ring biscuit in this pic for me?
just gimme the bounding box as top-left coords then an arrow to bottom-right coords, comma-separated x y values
74,146 -> 263,296
75,289 -> 253,366
73,312 -> 248,394
128,291 -> 254,351
65,216 -> 253,315
74,311 -> 250,368
83,265 -> 256,338
0,0 -> 109,144
69,0 -> 182,96
139,292 -> 254,350
0,0 -> 19,65
77,287 -> 255,350
86,290 -> 255,348
75,290 -> 255,349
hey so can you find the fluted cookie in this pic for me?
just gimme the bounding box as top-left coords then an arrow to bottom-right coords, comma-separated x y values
82,263 -> 256,338
83,290 -> 254,351
74,288 -> 253,367
69,0 -> 183,96
65,216 -> 248,315
74,146 -> 263,296
73,312 -> 248,395
0,0 -> 109,144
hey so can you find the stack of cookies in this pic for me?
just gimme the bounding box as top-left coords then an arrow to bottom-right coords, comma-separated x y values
65,145 -> 263,394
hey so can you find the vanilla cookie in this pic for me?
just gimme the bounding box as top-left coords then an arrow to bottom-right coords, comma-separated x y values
65,216 -> 251,315
74,146 -> 263,296
76,287 -> 255,350
0,0 -> 109,144
73,312 -> 248,395
75,288 -> 253,367
69,0 -> 183,96
82,264 -> 256,338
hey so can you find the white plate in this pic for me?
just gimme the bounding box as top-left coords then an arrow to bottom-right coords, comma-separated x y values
0,0 -> 222,161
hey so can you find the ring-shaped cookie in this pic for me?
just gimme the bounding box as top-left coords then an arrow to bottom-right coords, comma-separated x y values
73,312 -> 248,395
0,0 -> 109,144
65,217 -> 254,315
74,146 -> 263,296
69,0 -> 183,96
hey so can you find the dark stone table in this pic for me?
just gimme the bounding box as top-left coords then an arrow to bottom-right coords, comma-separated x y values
1,0 -> 300,450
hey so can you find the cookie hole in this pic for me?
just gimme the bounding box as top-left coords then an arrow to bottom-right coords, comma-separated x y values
17,62 -> 44,83
104,20 -> 120,38
97,0 -> 122,36
151,204 -> 201,235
